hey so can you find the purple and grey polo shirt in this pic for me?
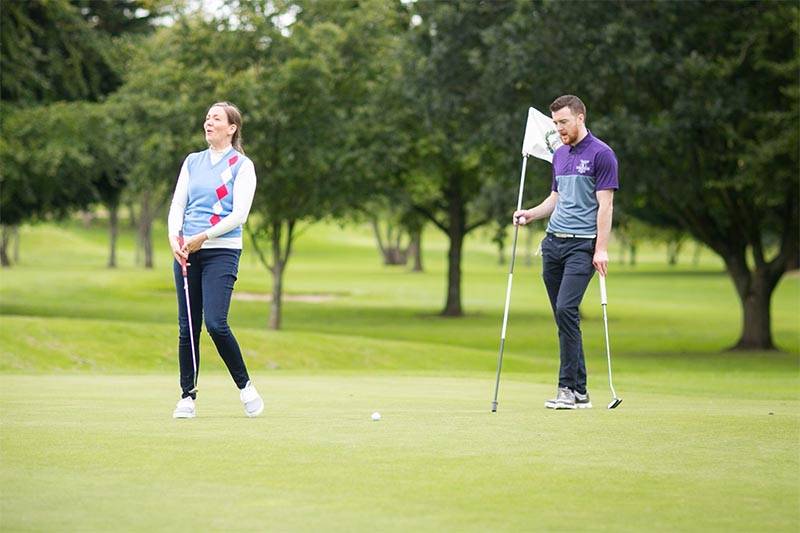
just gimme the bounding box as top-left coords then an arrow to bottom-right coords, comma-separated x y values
546,130 -> 619,236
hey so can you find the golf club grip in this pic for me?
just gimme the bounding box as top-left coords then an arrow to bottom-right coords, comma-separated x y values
178,236 -> 188,276
599,274 -> 607,305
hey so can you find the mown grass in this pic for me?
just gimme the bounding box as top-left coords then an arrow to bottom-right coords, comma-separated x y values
0,218 -> 798,532
1,374 -> 798,533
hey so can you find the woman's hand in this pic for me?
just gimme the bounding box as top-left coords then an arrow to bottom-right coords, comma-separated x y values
170,235 -> 187,264
181,233 -> 209,255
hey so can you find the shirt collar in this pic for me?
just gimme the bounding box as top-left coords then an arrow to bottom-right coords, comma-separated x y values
569,130 -> 594,154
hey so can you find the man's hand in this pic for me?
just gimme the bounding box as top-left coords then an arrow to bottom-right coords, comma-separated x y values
513,209 -> 531,225
593,249 -> 609,277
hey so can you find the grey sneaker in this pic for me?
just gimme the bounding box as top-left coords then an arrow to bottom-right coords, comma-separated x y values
555,387 -> 576,409
173,397 -> 195,419
545,387 -> 576,410
240,381 -> 264,418
575,390 -> 592,409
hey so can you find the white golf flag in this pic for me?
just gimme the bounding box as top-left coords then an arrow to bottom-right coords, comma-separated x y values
521,106 -> 562,162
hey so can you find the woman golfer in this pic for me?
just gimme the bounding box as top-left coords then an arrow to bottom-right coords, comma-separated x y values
167,101 -> 263,419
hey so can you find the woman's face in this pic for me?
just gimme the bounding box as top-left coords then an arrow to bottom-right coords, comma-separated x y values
204,106 -> 236,148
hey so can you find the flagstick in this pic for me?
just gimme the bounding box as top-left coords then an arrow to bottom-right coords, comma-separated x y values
491,154 -> 528,412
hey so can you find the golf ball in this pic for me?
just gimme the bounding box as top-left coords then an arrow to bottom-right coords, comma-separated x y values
517,216 -> 526,224
371,412 -> 381,421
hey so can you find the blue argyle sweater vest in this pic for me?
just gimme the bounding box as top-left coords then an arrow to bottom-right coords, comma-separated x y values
182,149 -> 246,239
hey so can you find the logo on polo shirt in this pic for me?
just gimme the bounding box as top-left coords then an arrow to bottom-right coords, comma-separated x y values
576,160 -> 591,174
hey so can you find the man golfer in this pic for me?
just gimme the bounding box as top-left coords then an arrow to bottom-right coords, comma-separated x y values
514,95 -> 619,410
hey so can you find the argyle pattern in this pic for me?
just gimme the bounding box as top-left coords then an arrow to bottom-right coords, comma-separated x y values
210,155 -> 238,226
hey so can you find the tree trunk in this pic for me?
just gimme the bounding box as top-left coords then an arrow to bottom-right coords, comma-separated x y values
12,225 -> 19,263
371,218 -> 409,265
0,225 -> 11,267
496,236 -> 505,266
135,189 -> 165,269
667,239 -> 683,266
443,229 -> 463,316
409,230 -> 423,272
127,198 -> 137,229
108,202 -> 119,268
442,191 -> 465,316
736,278 -> 775,350
140,217 -> 153,268
269,225 -> 283,331
371,218 -> 388,263
727,260 -> 778,351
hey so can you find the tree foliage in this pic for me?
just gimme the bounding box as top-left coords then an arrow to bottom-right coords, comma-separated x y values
0,102 -> 116,224
0,0 -> 157,104
480,0 -> 798,349
403,0 -> 520,316
2,0 -> 796,348
0,0 -> 162,266
234,0 -> 414,328
599,1 -> 799,349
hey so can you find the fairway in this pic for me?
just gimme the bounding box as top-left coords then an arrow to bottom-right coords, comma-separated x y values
1,220 -> 799,531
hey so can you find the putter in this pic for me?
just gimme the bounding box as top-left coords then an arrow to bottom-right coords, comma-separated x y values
491,154 -> 529,412
179,233 -> 198,394
599,274 -> 622,409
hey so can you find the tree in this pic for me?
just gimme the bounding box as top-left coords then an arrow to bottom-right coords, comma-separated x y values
600,1 -> 799,350
0,0 -> 158,104
489,0 -> 798,350
0,0 -> 161,266
197,0 -> 413,329
0,102 -> 118,264
243,44 -> 347,330
327,1 -> 420,272
403,0 -> 518,316
104,16 -> 219,268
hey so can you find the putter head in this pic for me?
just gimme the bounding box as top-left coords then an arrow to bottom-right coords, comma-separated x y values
607,397 -> 622,409
491,401 -> 498,413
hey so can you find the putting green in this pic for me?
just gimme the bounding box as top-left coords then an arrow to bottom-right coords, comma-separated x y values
1,374 -> 797,532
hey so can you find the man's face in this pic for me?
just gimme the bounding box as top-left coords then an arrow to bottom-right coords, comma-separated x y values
552,107 -> 584,146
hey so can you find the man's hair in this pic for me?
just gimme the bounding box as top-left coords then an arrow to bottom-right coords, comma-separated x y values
549,95 -> 586,119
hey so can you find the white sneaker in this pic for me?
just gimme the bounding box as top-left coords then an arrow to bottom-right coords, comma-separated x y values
240,381 -> 264,418
173,397 -> 195,419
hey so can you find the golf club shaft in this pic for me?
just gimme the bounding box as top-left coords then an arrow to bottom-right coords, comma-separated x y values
179,235 -> 198,393
600,275 -> 617,398
492,156 -> 528,412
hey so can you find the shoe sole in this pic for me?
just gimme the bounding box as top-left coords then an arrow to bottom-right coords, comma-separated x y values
546,400 -> 584,409
554,403 -> 576,410
173,411 -> 195,419
245,400 -> 264,418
